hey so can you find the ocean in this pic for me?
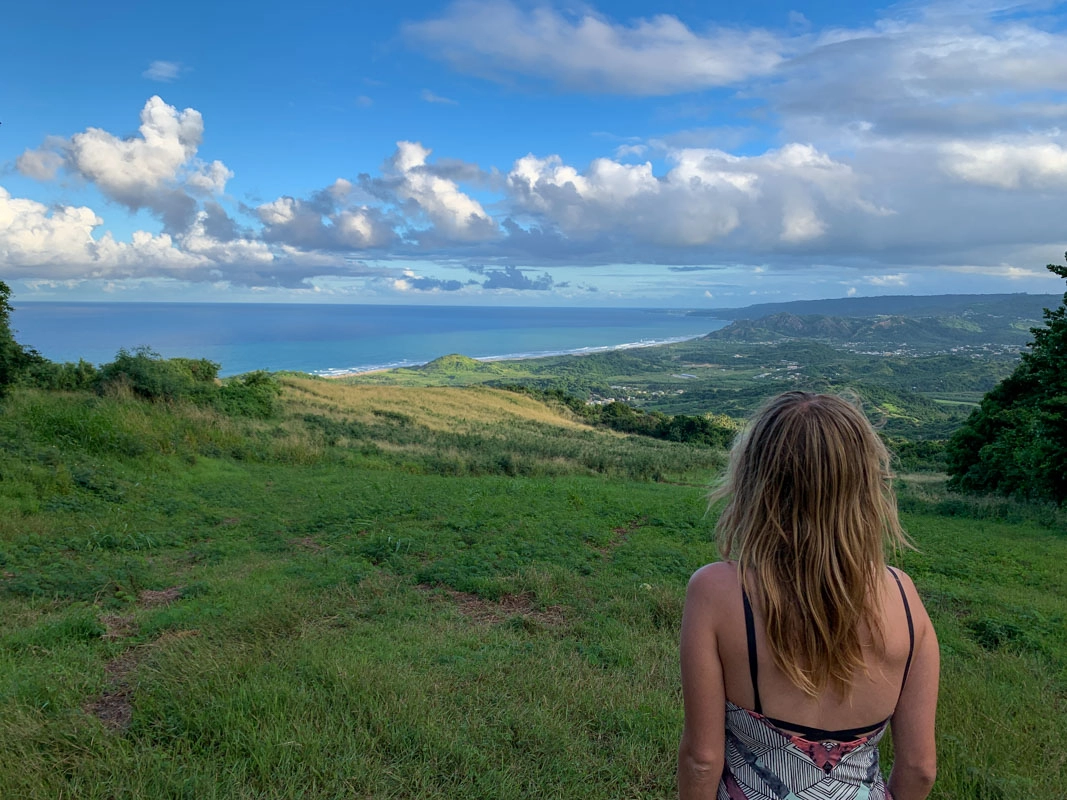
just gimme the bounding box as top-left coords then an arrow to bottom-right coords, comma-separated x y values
16,303 -> 728,377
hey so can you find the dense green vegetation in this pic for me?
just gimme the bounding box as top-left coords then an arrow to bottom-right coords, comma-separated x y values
503,386 -> 742,449
0,281 -> 43,399
0,380 -> 1064,798
948,261 -> 1067,503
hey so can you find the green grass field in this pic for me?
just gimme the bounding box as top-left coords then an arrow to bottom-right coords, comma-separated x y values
1,382 -> 1063,798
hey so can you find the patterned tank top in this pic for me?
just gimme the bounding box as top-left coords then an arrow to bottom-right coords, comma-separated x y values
719,568 -> 915,800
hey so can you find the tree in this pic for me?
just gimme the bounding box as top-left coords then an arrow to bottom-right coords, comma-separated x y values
0,281 -> 38,398
946,259 -> 1067,503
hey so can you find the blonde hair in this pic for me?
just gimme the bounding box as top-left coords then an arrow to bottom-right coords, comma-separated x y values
712,391 -> 907,697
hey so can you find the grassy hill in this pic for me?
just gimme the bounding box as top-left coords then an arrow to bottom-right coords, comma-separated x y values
695,292 -> 1058,321
705,311 -> 1038,349
0,381 -> 1064,797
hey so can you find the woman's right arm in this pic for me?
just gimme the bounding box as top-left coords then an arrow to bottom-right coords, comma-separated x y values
678,565 -> 727,800
887,570 -> 940,800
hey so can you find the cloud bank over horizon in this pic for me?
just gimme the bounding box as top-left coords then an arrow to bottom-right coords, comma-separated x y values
4,1 -> 1067,303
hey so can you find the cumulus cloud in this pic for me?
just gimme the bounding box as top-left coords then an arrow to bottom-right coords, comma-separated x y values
143,60 -> 184,82
404,0 -> 784,95
505,143 -> 886,253
256,179 -> 398,251
940,139 -> 1067,189
186,160 -> 234,195
382,141 -> 498,241
18,96 -> 233,232
0,185 -> 205,279
15,146 -> 64,180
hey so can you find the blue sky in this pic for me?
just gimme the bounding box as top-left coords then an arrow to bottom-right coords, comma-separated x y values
4,0 -> 1067,306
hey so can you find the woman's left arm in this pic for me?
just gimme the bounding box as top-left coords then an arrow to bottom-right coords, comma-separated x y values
678,565 -> 727,800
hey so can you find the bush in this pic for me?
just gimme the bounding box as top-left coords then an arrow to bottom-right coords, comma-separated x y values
500,385 -> 738,448
98,347 -> 219,402
216,371 -> 282,418
19,359 -> 100,391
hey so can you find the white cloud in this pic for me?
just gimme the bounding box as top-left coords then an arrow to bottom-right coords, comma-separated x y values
0,185 -> 204,278
506,142 -> 884,249
256,181 -> 397,251
143,60 -> 184,82
864,273 -> 908,286
405,0 -> 785,95
940,139 -> 1067,189
15,147 -> 64,180
186,160 -> 234,195
67,96 -> 201,198
386,141 -> 497,241
179,212 -> 274,265
18,96 -> 232,231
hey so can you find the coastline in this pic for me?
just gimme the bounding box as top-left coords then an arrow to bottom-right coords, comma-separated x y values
312,333 -> 709,380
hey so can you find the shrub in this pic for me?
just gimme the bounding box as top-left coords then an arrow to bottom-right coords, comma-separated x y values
18,359 -> 100,391
216,371 -> 282,418
98,347 -> 219,403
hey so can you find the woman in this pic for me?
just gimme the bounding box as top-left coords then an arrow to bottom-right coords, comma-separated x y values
678,392 -> 939,800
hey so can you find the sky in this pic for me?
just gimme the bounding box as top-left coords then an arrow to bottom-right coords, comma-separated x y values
4,0 -> 1067,307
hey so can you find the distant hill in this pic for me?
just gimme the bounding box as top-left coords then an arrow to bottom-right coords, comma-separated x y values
418,354 -> 503,374
705,311 -> 1039,348
693,293 -> 1058,321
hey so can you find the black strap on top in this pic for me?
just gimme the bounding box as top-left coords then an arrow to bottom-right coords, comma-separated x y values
741,587 -> 763,714
740,567 -> 917,740
888,567 -> 916,693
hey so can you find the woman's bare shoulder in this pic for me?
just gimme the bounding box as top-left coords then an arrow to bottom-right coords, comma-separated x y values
687,560 -> 740,599
886,565 -> 936,635
886,566 -> 924,607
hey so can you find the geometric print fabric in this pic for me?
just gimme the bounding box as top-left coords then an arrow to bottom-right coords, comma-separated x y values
718,702 -> 890,800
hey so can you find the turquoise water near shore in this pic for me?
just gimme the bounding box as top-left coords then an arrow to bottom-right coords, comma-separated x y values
17,303 -> 727,377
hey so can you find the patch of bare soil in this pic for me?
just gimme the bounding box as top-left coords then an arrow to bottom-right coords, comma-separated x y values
289,536 -> 325,552
83,651 -> 140,731
422,585 -> 566,626
137,586 -> 183,608
86,589 -> 196,731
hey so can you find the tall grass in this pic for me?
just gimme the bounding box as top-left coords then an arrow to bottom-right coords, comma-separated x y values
0,384 -> 1063,797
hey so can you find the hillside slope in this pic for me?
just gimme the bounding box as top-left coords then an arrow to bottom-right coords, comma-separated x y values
0,385 -> 1063,798
283,377 -> 593,433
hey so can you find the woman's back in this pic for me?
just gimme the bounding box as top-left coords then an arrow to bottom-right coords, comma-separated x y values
677,393 -> 939,800
715,563 -> 915,735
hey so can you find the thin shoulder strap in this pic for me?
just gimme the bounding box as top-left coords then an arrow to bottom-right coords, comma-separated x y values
888,567 -> 915,693
741,586 -> 763,713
